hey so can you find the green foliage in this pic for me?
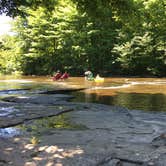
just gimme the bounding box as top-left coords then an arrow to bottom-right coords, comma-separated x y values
112,0 -> 166,76
0,0 -> 165,76
0,35 -> 22,74
0,0 -> 57,17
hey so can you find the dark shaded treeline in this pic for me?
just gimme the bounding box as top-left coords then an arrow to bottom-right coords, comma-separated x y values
0,0 -> 165,76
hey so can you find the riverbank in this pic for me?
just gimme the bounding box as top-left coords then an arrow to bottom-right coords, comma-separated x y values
0,89 -> 166,166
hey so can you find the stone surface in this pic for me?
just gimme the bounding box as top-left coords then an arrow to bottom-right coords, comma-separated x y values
0,94 -> 166,165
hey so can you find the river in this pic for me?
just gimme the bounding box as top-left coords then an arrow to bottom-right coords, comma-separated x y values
0,75 -> 166,112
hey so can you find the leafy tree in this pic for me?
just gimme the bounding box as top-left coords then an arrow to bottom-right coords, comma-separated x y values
112,0 -> 166,76
0,0 -> 57,17
0,0 -> 165,76
0,35 -> 22,74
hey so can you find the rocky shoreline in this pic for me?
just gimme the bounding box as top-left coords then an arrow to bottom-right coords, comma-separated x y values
0,89 -> 166,166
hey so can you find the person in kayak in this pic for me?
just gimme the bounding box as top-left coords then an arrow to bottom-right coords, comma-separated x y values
60,71 -> 69,80
84,70 -> 94,81
52,70 -> 62,81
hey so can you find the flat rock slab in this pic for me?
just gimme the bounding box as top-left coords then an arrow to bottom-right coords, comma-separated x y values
0,101 -> 74,128
0,94 -> 166,165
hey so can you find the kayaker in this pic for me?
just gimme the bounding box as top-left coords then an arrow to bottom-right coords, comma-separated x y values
84,70 -> 94,80
60,71 -> 69,80
52,70 -> 62,81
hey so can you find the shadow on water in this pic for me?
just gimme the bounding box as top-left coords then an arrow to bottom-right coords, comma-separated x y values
71,91 -> 166,112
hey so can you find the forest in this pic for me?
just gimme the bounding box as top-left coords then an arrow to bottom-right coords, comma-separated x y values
0,0 -> 165,76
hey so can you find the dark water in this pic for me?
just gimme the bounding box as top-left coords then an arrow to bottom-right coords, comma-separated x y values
71,91 -> 166,112
69,77 -> 166,112
0,76 -> 166,112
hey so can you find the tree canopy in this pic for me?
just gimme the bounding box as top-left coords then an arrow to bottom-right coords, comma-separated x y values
0,0 -> 57,17
0,0 -> 165,76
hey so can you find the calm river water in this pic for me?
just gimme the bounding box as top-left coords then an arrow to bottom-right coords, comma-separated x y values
0,75 -> 166,112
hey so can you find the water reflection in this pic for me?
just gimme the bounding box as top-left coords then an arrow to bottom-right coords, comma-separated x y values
71,91 -> 166,112
113,92 -> 166,112
1,76 -> 166,112
1,76 -> 166,138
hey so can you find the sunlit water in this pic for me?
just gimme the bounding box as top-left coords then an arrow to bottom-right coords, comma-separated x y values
0,75 -> 166,112
1,76 -> 166,137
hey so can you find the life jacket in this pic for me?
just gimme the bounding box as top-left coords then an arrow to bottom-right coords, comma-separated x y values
53,72 -> 62,81
60,73 -> 69,79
